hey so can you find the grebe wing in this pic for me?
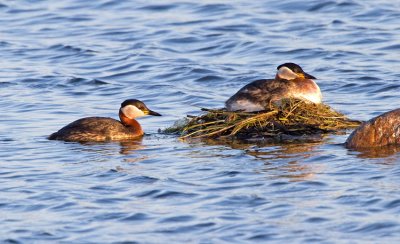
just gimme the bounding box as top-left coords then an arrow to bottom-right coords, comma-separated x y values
55,117 -> 123,134
232,79 -> 288,100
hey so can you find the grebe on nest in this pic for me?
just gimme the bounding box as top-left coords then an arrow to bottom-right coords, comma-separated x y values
49,99 -> 161,142
225,63 -> 322,112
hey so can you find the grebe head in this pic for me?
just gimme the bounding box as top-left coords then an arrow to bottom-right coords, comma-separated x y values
276,63 -> 316,80
119,99 -> 161,123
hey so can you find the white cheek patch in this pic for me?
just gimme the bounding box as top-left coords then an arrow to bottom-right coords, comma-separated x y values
277,66 -> 299,80
121,105 -> 145,119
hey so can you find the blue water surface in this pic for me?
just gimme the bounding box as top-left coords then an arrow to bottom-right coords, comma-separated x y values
1,0 -> 400,243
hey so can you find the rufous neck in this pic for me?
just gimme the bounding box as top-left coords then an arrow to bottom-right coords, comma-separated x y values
119,109 -> 143,133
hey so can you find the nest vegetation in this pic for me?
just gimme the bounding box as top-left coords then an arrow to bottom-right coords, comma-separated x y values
165,99 -> 361,140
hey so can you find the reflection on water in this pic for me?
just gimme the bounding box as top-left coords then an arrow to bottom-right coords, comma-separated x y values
196,137 -> 325,181
79,138 -> 148,163
247,142 -> 324,181
119,139 -> 145,155
67,138 -> 145,155
349,145 -> 400,159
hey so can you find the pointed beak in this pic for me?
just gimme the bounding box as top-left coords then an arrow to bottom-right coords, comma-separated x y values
304,72 -> 317,79
146,109 -> 162,116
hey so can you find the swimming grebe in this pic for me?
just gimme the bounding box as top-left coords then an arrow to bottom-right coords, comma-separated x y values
49,99 -> 161,142
225,63 -> 322,112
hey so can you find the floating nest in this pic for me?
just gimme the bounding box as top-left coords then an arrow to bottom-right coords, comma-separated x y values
165,99 -> 362,141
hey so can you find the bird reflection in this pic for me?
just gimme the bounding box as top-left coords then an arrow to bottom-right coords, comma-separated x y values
74,137 -> 145,157
119,138 -> 145,155
119,139 -> 150,164
349,145 -> 400,160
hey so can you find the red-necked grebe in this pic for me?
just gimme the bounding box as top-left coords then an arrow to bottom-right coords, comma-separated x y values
225,63 -> 322,112
49,99 -> 161,142
346,108 -> 400,149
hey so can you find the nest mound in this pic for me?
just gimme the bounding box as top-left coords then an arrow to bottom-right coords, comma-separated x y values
165,99 -> 362,140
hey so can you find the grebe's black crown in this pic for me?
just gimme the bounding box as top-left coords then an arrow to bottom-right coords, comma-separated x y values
277,63 -> 304,73
121,99 -> 147,110
120,99 -> 161,116
277,63 -> 316,79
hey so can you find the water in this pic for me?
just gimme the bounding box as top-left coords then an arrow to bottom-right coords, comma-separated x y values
1,0 -> 400,243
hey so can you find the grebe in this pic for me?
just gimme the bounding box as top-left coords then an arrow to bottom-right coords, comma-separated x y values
225,63 -> 322,112
49,99 -> 161,142
346,108 -> 400,149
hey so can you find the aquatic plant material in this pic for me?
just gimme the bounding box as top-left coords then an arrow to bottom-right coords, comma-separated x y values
166,99 -> 362,140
